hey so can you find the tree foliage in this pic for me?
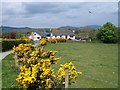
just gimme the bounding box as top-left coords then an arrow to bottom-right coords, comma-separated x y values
8,32 -> 16,39
2,33 -> 8,38
97,22 -> 118,43
15,33 -> 23,39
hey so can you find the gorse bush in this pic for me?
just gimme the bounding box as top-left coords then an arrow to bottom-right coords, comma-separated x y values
40,38 -> 47,46
56,62 -> 82,86
48,38 -> 57,44
48,38 -> 67,44
56,38 -> 67,42
13,44 -> 82,89
13,44 -> 59,66
21,37 -> 31,43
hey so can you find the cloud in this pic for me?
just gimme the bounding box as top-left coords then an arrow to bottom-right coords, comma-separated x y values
22,2 -> 85,16
23,3 -> 64,14
2,0 -> 120,2
1,2 -> 118,27
2,2 -> 25,15
22,2 -> 118,17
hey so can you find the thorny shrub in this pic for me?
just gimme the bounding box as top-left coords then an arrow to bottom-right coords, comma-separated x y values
13,44 -> 82,89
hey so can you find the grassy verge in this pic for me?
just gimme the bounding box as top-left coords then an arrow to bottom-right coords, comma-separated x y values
2,53 -> 19,88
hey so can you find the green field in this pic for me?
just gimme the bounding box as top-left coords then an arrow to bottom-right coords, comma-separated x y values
2,42 -> 118,88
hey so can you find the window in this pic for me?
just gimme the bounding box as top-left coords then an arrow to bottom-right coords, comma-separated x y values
65,36 -> 67,39
70,35 -> 74,37
47,34 -> 50,36
37,37 -> 40,39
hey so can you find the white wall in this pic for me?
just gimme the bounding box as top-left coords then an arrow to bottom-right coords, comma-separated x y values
66,35 -> 76,40
70,36 -> 75,40
29,32 -> 76,41
52,36 -> 55,38
67,35 -> 70,39
61,35 -> 66,39
46,37 -> 51,39
29,32 -> 41,41
56,36 -> 60,38
50,33 -> 53,36
50,35 -> 76,40
29,35 -> 32,39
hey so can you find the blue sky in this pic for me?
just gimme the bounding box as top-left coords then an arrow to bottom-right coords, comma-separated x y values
2,2 -> 118,28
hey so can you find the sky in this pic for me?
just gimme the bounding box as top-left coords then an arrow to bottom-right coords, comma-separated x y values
1,1 -> 118,28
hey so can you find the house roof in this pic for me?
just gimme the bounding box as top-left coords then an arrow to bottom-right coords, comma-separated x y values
26,34 -> 31,37
52,30 -> 75,36
36,31 -> 47,37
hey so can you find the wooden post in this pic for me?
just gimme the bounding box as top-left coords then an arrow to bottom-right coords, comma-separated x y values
32,32 -> 34,41
65,69 -> 69,88
15,53 -> 19,70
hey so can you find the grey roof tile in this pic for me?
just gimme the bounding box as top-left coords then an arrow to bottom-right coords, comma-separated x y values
52,30 -> 75,36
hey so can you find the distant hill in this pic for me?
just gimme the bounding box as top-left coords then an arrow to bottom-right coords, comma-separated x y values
60,26 -> 78,28
60,25 -> 101,29
80,25 -> 101,29
1,25 -> 101,33
0,26 -> 32,32
0,26 -> 50,32
1,26 -> 32,29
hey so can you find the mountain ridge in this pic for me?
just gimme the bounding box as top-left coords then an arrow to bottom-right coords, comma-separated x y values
60,25 -> 101,29
1,25 -> 101,32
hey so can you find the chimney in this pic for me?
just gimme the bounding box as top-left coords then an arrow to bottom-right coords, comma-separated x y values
50,28 -> 52,31
50,28 -> 53,37
73,30 -> 75,33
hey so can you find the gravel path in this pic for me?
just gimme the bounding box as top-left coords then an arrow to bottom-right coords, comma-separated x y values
0,50 -> 13,61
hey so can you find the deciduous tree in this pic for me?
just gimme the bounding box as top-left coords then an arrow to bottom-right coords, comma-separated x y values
97,22 -> 118,43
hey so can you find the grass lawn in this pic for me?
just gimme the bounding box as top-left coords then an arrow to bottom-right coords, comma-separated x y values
2,42 -> 118,88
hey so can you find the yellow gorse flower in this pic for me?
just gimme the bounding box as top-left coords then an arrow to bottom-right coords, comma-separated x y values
40,38 -> 47,46
57,62 -> 82,80
13,44 -> 82,89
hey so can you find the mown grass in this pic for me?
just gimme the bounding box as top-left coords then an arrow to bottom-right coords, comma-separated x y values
2,42 -> 118,88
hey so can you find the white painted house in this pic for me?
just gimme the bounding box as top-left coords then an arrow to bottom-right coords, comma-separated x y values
29,30 -> 76,41
51,30 -> 75,40
29,32 -> 48,41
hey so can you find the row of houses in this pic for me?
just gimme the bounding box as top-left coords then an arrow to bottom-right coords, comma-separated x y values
29,30 -> 76,41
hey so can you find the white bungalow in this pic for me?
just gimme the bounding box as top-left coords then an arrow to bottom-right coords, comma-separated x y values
29,32 -> 48,41
51,30 -> 75,40
29,30 -> 76,41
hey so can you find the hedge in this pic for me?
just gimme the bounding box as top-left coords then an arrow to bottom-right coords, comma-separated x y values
2,40 -> 26,52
